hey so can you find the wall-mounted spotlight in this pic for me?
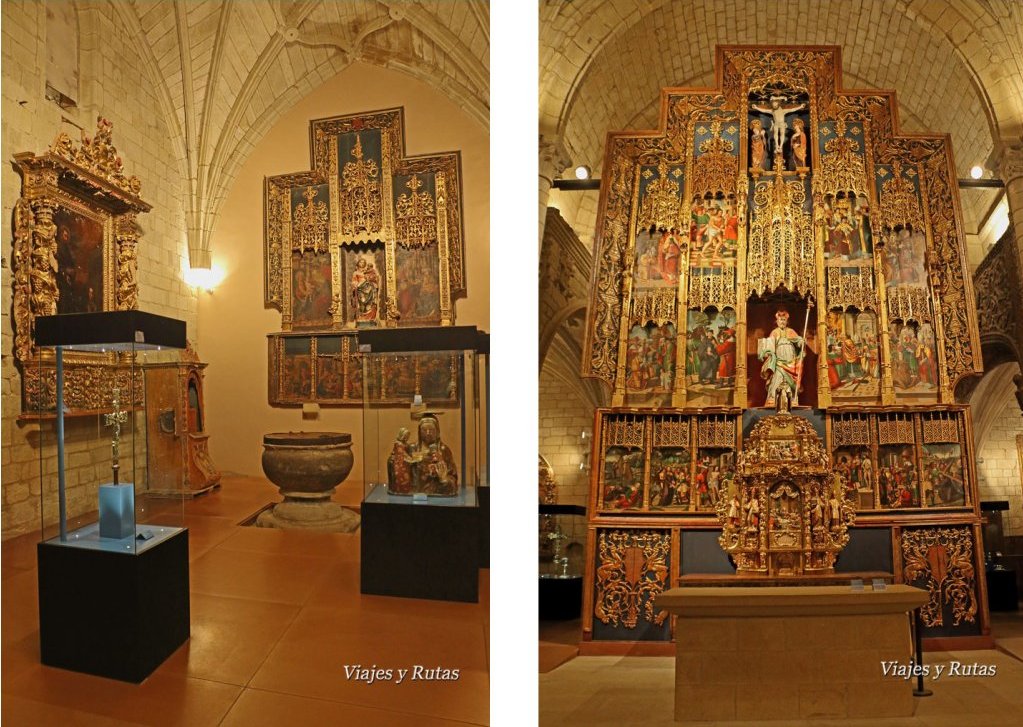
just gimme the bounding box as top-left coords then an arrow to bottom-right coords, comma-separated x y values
184,265 -> 224,293
970,165 -> 985,179
574,165 -> 591,180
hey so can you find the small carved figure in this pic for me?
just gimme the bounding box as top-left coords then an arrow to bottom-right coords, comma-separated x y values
387,427 -> 414,494
790,117 -> 808,168
750,119 -> 767,171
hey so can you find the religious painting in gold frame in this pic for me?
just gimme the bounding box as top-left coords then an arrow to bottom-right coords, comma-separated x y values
11,117 -> 151,414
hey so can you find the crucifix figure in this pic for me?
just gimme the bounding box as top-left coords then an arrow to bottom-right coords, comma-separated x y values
103,388 -> 128,485
751,96 -> 807,157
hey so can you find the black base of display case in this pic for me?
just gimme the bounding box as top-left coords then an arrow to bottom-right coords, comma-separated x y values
37,529 -> 190,683
361,501 -> 480,602
987,568 -> 1020,611
539,575 -> 583,620
478,486 -> 490,569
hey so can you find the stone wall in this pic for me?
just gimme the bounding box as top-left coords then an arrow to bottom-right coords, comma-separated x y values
539,367 -> 595,558
977,393 -> 1023,538
2,2 -> 196,539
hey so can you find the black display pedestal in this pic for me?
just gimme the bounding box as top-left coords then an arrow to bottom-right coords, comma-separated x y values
987,568 -> 1020,611
361,501 -> 479,602
37,529 -> 190,683
478,486 -> 490,569
539,575 -> 583,620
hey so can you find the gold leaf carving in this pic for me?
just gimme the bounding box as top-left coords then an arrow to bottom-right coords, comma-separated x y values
340,133 -> 382,238
395,174 -> 437,248
291,186 -> 329,254
594,530 -> 671,628
902,526 -> 977,627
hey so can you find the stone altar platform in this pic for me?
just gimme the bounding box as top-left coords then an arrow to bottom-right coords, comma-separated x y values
657,584 -> 929,722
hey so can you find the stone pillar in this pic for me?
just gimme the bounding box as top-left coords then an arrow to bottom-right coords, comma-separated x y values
997,143 -> 1023,303
539,133 -> 571,251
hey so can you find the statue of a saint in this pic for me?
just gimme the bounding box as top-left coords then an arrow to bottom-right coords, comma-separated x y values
413,414 -> 458,496
350,254 -> 381,323
790,117 -> 808,168
751,96 -> 807,157
750,119 -> 767,171
758,308 -> 805,408
386,427 -> 414,494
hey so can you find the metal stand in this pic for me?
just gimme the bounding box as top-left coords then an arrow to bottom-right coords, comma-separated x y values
56,347 -> 67,541
912,608 -> 933,697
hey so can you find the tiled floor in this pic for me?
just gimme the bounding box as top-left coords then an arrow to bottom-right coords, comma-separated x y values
539,612 -> 1023,725
1,475 -> 489,726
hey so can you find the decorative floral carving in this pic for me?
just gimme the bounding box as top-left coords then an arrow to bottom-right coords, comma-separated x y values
747,170 -> 815,296
339,133 -> 382,238
691,119 -> 737,197
902,526 -> 978,627
394,174 -> 437,248
291,186 -> 330,254
48,117 -> 142,197
594,529 -> 671,628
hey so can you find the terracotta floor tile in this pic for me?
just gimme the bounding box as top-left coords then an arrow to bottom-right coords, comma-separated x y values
306,559 -> 488,624
182,477 -> 279,521
217,525 -> 360,560
1,531 -> 40,572
189,545 -> 336,605
154,593 -> 300,686
4,666 -> 241,727
221,687 -> 485,726
180,516 -> 241,561
1,695 -> 149,726
250,604 -> 489,724
1,475 -> 489,726
2,568 -> 40,646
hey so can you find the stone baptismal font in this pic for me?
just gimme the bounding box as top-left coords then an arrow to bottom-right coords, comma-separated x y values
258,431 -> 360,532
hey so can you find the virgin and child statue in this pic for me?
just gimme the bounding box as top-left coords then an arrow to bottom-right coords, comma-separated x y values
758,308 -> 805,408
387,414 -> 459,496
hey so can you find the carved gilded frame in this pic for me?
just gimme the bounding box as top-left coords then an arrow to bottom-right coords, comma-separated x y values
12,118 -> 151,414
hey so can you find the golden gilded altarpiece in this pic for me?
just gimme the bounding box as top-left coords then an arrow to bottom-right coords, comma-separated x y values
580,47 -> 987,647
264,108 -> 466,407
12,118 -> 151,414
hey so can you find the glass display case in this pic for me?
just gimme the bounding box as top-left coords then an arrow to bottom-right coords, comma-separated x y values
539,504 -> 587,620
32,311 -> 191,682
357,326 -> 488,602
34,311 -> 187,551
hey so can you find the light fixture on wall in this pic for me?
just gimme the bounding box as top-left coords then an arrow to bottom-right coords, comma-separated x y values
574,165 -> 591,180
183,265 -> 224,293
970,165 -> 985,179
184,248 -> 224,293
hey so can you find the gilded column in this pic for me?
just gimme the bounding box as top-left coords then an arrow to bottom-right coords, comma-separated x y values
115,212 -> 139,310
918,162 -> 952,403
611,168 -> 642,407
29,196 -> 59,318
436,172 -> 453,326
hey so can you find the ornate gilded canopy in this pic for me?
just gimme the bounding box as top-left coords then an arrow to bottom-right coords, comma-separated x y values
717,411 -> 855,576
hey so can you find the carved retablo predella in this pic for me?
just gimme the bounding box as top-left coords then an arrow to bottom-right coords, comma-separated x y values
12,117 -> 151,414
582,47 -> 985,645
